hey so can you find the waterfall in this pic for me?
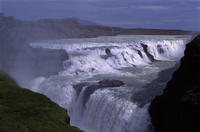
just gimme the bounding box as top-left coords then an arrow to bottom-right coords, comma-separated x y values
28,35 -> 190,132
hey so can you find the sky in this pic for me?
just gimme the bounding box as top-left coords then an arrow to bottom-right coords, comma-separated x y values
0,0 -> 200,31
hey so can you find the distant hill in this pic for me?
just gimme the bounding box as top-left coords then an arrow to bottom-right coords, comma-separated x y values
76,18 -> 97,26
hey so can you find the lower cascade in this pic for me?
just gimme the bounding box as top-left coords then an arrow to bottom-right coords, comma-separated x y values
28,35 -> 191,132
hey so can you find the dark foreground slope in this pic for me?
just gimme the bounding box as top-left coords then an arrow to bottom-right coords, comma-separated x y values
0,71 -> 83,132
149,35 -> 200,132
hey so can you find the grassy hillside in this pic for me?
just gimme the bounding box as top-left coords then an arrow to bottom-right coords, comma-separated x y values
0,71 -> 83,132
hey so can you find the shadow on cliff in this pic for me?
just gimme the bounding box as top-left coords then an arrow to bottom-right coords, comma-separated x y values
148,34 -> 200,132
131,63 -> 180,106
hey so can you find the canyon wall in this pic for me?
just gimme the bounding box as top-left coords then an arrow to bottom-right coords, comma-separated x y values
149,34 -> 200,132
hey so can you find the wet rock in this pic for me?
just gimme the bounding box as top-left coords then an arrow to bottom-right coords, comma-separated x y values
105,48 -> 112,56
157,45 -> 165,54
99,79 -> 124,87
73,82 -> 89,96
141,43 -> 155,62
137,50 -> 143,58
101,48 -> 114,59
82,85 -> 100,106
66,116 -> 70,124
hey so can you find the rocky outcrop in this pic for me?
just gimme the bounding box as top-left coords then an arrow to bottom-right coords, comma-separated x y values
149,35 -> 200,132
0,71 -> 83,132
141,43 -> 155,62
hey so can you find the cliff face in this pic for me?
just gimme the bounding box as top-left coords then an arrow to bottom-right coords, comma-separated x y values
0,71 -> 83,132
149,35 -> 200,132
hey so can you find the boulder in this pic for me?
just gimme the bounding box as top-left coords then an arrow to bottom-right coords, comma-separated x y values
105,48 -> 112,56
99,79 -> 124,87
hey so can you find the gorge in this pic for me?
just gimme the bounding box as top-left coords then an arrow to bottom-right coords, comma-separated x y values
28,35 -> 191,132
0,13 -> 198,132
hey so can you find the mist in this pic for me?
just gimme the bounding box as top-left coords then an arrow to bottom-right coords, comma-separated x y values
0,13 -> 69,87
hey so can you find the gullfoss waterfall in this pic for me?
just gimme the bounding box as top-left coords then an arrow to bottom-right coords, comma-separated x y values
29,35 -> 190,132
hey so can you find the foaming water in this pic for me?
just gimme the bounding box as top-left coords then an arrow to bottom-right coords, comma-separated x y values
29,35 -> 191,132
71,89 -> 151,132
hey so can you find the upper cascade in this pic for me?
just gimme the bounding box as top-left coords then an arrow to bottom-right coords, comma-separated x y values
30,35 -> 189,76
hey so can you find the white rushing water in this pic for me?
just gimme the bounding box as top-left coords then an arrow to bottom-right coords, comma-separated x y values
29,35 -> 191,132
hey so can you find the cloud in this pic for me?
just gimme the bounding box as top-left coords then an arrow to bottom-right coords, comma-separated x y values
0,0 -> 199,30
131,5 -> 169,10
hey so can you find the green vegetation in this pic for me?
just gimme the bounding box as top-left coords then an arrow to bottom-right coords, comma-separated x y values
0,71 -> 83,132
182,90 -> 200,105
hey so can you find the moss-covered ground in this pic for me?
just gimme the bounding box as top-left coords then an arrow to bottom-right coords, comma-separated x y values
0,71 -> 83,132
